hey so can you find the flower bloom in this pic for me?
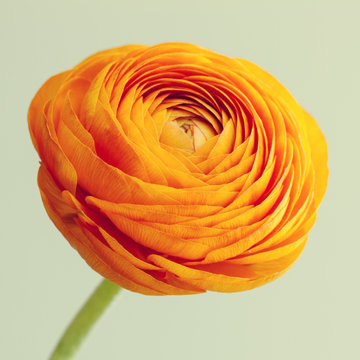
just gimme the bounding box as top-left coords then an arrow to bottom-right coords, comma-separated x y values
28,43 -> 328,295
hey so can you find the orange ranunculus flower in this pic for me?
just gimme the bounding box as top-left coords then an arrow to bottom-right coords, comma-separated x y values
28,43 -> 328,295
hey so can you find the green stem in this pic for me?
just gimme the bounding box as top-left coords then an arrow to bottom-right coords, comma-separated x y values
49,279 -> 121,360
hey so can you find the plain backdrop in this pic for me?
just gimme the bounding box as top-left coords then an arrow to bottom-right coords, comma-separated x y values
1,1 -> 359,359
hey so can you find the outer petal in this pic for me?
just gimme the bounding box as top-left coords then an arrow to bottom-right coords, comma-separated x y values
238,58 -> 328,207
37,165 -> 202,295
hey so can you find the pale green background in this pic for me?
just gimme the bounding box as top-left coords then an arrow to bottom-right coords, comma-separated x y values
1,0 -> 359,359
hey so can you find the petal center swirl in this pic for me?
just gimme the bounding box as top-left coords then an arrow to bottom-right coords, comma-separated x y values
160,111 -> 218,152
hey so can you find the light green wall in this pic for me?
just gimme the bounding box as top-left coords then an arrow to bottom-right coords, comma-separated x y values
1,1 -> 359,359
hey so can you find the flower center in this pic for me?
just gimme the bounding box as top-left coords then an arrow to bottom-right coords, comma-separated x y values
176,117 -> 215,150
160,114 -> 217,152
